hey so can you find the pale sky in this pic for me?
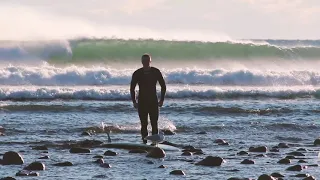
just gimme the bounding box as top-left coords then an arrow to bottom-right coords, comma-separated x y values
1,0 -> 320,40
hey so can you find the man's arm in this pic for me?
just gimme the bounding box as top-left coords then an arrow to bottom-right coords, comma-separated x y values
158,70 -> 166,103
130,71 -> 138,104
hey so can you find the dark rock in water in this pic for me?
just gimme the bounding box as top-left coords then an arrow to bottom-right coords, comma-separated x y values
170,170 -> 185,175
196,131 -> 207,134
32,145 -> 48,150
0,177 -> 16,180
226,169 -> 240,172
92,175 -> 108,178
158,165 -> 166,168
255,154 -> 267,157
307,164 -> 318,167
298,160 -> 308,163
270,173 -> 284,177
249,146 -> 267,153
285,155 -> 295,159
2,151 -> 24,165
313,138 -> 320,146
104,150 -> 117,156
94,158 -> 104,164
219,142 -> 230,146
42,151 -> 48,154
237,151 -> 249,155
162,129 -> 175,135
287,151 -> 305,156
81,131 -> 91,136
147,161 -> 154,164
297,148 -> 307,152
257,174 -> 276,180
129,149 -> 148,153
24,161 -> 45,171
214,139 -> 226,144
70,147 -> 90,154
286,165 -> 304,171
278,158 -> 291,164
270,148 -> 279,152
38,156 -> 50,159
146,147 -> 165,158
15,171 -> 29,176
295,174 -> 310,178
241,159 -> 254,164
100,163 -> 111,168
0,159 -> 2,164
303,176 -> 316,180
195,156 -> 225,166
28,172 -> 39,176
93,155 -> 103,159
181,151 -> 193,156
278,143 -> 290,148
53,161 -> 73,166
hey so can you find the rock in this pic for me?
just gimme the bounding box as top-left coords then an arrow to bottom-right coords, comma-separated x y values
219,142 -> 230,146
146,147 -> 165,158
0,177 -> 16,180
158,165 -> 166,168
70,147 -> 90,153
81,131 -> 91,136
28,172 -> 40,176
237,151 -> 249,155
249,146 -> 267,153
38,156 -> 50,159
93,155 -> 104,159
100,163 -> 111,168
92,175 -> 107,178
195,156 -> 225,166
278,158 -> 291,164
2,151 -> 24,165
24,161 -> 45,171
298,160 -> 308,163
170,170 -> 185,175
307,164 -> 318,167
162,129 -> 175,135
278,143 -> 290,148
303,176 -> 316,180
181,151 -> 193,156
241,159 -> 254,164
129,149 -> 148,153
147,161 -> 154,164
94,158 -> 104,164
297,148 -> 307,152
104,150 -> 117,156
258,174 -> 276,180
287,151 -> 305,156
270,173 -> 284,177
15,171 -> 29,176
313,138 -> 320,146
270,148 -> 279,152
53,161 -> 73,166
32,145 -> 48,150
214,139 -> 226,144
286,165 -> 304,171
295,174 -> 310,177
196,131 -> 207,134
285,155 -> 295,159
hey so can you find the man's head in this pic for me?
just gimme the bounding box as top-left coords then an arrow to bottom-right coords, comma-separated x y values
141,54 -> 151,68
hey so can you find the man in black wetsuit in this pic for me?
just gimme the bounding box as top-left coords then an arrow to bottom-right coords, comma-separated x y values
130,54 -> 166,144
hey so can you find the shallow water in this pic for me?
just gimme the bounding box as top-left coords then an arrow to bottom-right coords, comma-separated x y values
1,95 -> 319,179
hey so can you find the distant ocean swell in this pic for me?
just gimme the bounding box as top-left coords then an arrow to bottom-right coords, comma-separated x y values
0,87 -> 319,100
1,39 -> 320,62
1,66 -> 320,86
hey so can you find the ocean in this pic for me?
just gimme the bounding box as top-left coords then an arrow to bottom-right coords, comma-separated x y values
0,38 -> 319,179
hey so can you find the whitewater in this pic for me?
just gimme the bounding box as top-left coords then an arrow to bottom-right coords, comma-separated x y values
1,38 -> 320,180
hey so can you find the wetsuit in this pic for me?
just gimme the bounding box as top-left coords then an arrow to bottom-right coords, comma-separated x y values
130,67 -> 166,141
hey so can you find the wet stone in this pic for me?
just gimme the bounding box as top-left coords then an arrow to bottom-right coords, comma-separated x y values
270,173 -> 284,178
286,165 -> 304,171
278,143 -> 290,148
53,161 -> 73,166
104,150 -> 117,156
170,170 -> 185,175
237,151 -> 249,155
249,146 -> 267,153
278,158 -> 291,164
287,151 -> 305,156
240,159 -> 254,164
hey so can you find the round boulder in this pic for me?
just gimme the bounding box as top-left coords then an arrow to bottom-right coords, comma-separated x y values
195,156 -> 225,166
53,161 -> 73,166
2,151 -> 24,165
146,147 -> 165,158
240,159 -> 254,164
237,151 -> 249,155
0,177 -> 16,180
104,150 -> 117,156
278,158 -> 291,164
287,151 -> 305,156
24,161 -> 45,171
170,170 -> 185,175
258,174 -> 276,180
313,138 -> 320,146
286,165 -> 304,171
270,173 -> 284,178
249,146 -> 267,153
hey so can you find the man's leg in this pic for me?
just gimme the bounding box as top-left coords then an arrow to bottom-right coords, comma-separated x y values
138,105 -> 148,143
149,104 -> 159,135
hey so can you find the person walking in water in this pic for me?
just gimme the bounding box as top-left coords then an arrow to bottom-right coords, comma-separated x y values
130,54 -> 166,144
